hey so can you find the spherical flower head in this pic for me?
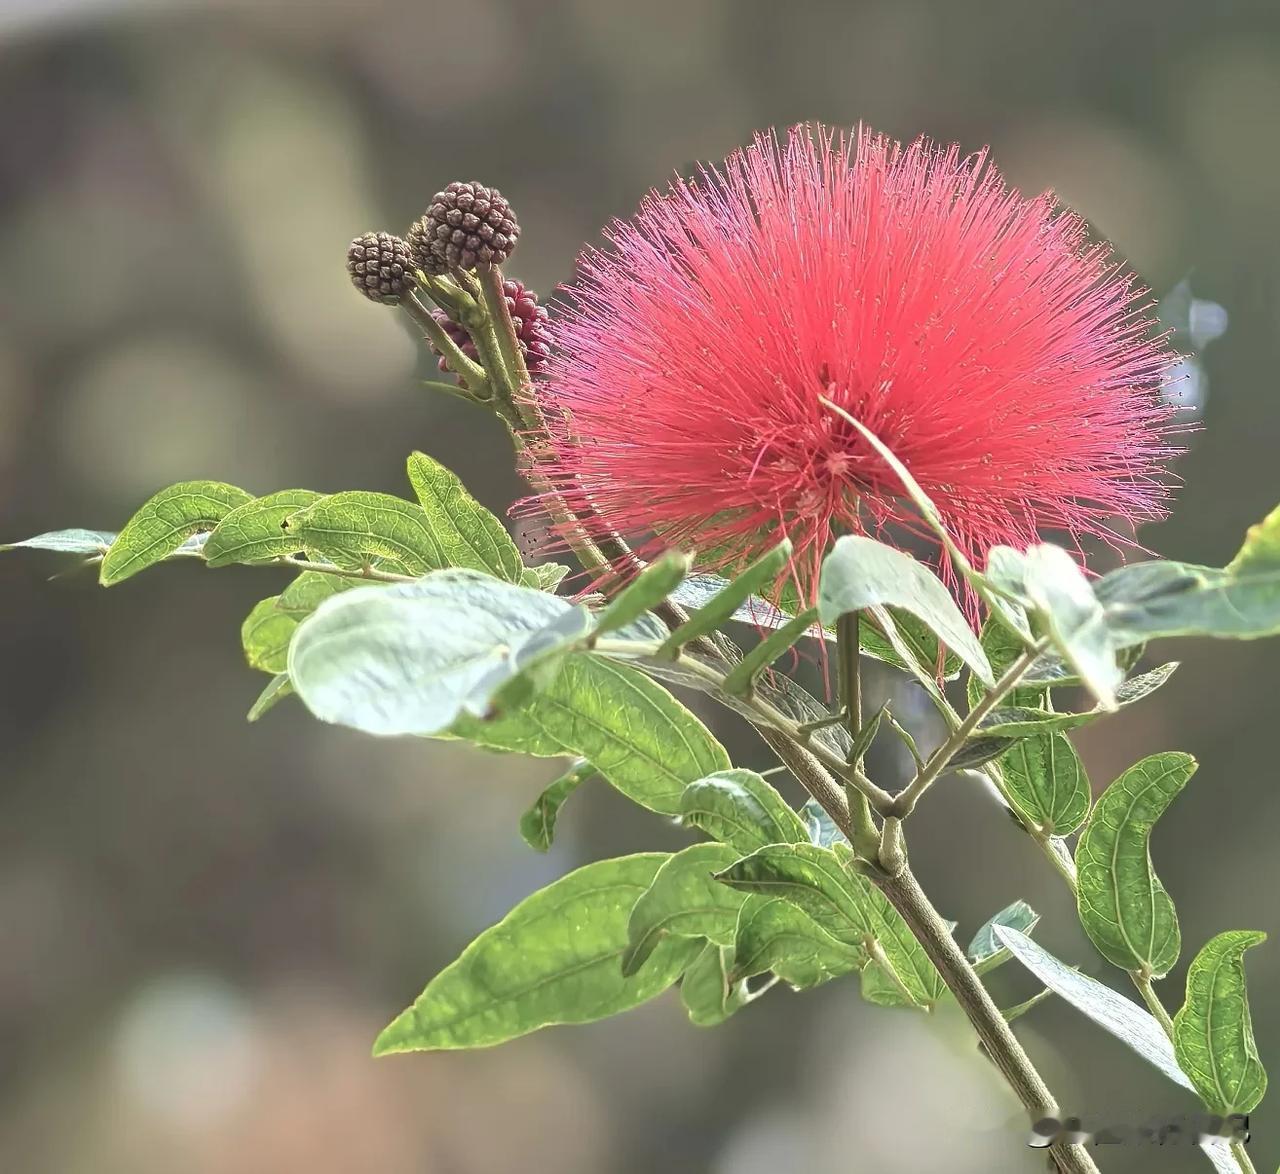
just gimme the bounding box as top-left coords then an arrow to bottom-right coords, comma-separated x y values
409,181 -> 520,274
536,124 -> 1178,603
347,231 -> 416,303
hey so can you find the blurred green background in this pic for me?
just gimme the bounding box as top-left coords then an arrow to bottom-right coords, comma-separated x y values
1,1 -> 1276,1171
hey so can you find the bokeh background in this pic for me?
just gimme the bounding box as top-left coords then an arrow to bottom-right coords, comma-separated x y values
1,1 -> 1276,1171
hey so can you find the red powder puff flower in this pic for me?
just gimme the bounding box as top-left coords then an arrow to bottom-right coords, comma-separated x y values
534,124 -> 1177,602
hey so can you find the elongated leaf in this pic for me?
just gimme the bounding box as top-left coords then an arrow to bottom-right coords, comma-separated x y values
679,769 -> 809,853
992,926 -> 1194,1091
623,843 -> 746,975
968,900 -> 1041,970
247,673 -> 293,721
850,871 -> 948,1009
1173,931 -> 1268,1115
680,943 -> 750,1026
729,896 -> 863,989
1100,503 -> 1280,644
656,541 -> 792,655
99,481 -> 252,585
592,551 -> 690,638
1000,732 -> 1091,836
818,535 -> 992,685
284,491 -> 445,575
978,663 -> 1179,738
518,761 -> 594,852
405,451 -> 524,582
289,571 -> 587,737
450,654 -> 729,816
202,489 -> 322,567
2,528 -> 116,555
373,854 -> 701,1053
1076,752 -> 1194,978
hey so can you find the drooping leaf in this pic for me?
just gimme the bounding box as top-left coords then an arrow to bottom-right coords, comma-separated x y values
968,900 -> 1041,971
992,926 -> 1195,1091
518,760 -> 594,852
246,673 -> 293,721
373,854 -> 701,1053
450,654 -> 729,816
679,769 -> 809,854
622,843 -> 746,975
241,572 -> 358,676
99,481 -> 253,585
720,610 -> 818,695
288,571 -> 589,737
520,562 -> 571,592
1075,752 -> 1194,978
283,491 -> 445,575
1173,931 -> 1268,1115
202,489 -> 323,567
729,896 -> 863,989
818,535 -> 992,685
990,543 -> 1121,709
679,943 -> 751,1027
405,451 -> 524,582
999,732 -> 1091,836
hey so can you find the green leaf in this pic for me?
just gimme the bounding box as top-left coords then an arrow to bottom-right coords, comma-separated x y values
2,528 -> 117,555
622,843 -> 746,975
373,854 -> 701,1053
288,571 -> 589,737
715,842 -> 944,1008
679,943 -> 750,1026
968,900 -> 1041,970
729,896 -> 863,989
992,926 -> 1195,1091
405,451 -> 524,582
656,541 -> 793,655
450,654 -> 729,816
1000,732 -> 1091,836
518,761 -> 594,852
283,491 -> 447,575
1173,931 -> 1268,1115
99,481 -> 253,585
202,489 -> 322,567
592,551 -> 691,639
1075,752 -> 1194,978
241,572 -> 356,675
977,663 -> 1179,739
801,797 -> 848,850
523,562 -> 571,592
992,543 -> 1121,709
818,535 -> 992,685
679,769 -> 809,853
247,673 -> 293,721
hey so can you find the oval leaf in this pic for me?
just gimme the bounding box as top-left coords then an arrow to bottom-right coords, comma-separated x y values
284,491 -> 446,575
1173,931 -> 1268,1115
405,451 -> 524,582
818,535 -> 991,685
680,943 -> 750,1027
100,481 -> 253,585
373,854 -> 700,1053
203,489 -> 322,567
730,896 -> 863,989
679,769 -> 809,854
1075,752 -> 1195,978
968,900 -> 1041,971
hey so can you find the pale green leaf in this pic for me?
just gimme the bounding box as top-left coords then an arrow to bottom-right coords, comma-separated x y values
283,491 -> 445,575
405,451 -> 524,582
1173,931 -> 1268,1114
818,535 -> 992,685
247,673 -> 293,721
2,528 -> 116,555
968,900 -> 1041,971
373,854 -> 701,1053
993,926 -> 1194,1091
622,843 -> 746,975
729,896 -> 863,990
99,481 -> 253,585
592,551 -> 690,639
680,943 -> 750,1027
679,769 -> 809,854
1076,752 -> 1194,978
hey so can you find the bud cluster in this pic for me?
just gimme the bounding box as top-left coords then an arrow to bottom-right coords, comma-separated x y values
408,181 -> 520,274
430,280 -> 551,386
346,231 -> 416,304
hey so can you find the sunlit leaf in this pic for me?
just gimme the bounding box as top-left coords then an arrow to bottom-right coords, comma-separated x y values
679,769 -> 809,854
679,943 -> 751,1027
518,760 -> 594,852
968,900 -> 1041,972
283,491 -> 445,575
2,529 -> 116,555
999,732 -> 1091,836
729,896 -> 863,989
203,489 -> 322,567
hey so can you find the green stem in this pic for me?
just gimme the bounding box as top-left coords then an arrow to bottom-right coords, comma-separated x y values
1133,971 -> 1176,1038
277,556 -> 416,583
1230,1140 -> 1258,1174
401,293 -> 491,398
837,611 -> 862,752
